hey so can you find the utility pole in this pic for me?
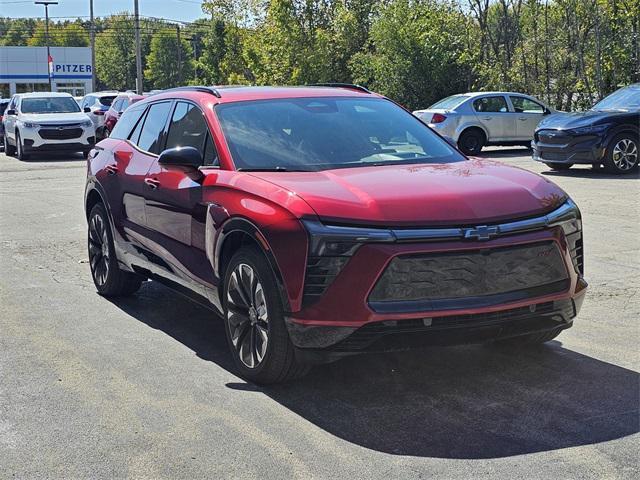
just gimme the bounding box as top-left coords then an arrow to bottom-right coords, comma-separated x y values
89,0 -> 96,93
193,37 -> 197,84
34,1 -> 58,92
176,24 -> 182,86
134,0 -> 143,94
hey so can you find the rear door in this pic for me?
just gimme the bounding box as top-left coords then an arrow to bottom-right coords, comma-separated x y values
472,95 -> 513,141
141,101 -> 219,286
3,96 -> 18,143
508,96 -> 546,141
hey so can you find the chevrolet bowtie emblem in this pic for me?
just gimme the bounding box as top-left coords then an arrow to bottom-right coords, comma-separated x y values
464,225 -> 499,241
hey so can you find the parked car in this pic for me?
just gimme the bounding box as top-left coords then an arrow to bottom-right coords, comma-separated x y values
80,91 -> 119,140
0,98 -> 10,146
103,92 -> 146,137
85,85 -> 586,384
73,96 -> 83,107
3,92 -> 95,160
414,92 -> 554,155
532,83 -> 640,173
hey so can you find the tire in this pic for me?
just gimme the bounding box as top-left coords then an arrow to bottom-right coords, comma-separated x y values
15,132 -> 30,161
88,203 -> 142,296
603,133 -> 639,174
544,162 -> 573,171
458,129 -> 485,156
3,133 -> 15,156
223,246 -> 309,384
494,327 -> 563,346
82,150 -> 90,159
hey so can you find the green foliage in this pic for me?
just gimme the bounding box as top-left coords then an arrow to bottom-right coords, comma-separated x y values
145,29 -> 194,89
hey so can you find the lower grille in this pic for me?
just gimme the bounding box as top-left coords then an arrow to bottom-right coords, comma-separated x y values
331,300 -> 575,352
567,231 -> 584,274
369,241 -> 568,312
39,127 -> 83,140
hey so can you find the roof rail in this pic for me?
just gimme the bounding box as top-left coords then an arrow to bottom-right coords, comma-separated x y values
157,86 -> 222,98
308,83 -> 371,94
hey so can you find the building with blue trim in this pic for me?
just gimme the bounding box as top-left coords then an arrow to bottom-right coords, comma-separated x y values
0,46 -> 93,98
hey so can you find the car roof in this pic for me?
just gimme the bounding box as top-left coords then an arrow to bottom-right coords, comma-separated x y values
87,91 -> 119,97
145,85 -> 380,105
14,91 -> 73,98
460,91 -> 540,98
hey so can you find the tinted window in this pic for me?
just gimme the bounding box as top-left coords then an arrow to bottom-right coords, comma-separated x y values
510,96 -> 544,113
216,98 -> 463,171
203,132 -> 219,166
111,99 -> 123,112
136,102 -> 172,154
0,101 -> 8,115
165,102 -> 209,157
21,96 -> 80,114
121,98 -> 130,111
110,104 -> 146,140
473,96 -> 508,113
592,85 -> 640,112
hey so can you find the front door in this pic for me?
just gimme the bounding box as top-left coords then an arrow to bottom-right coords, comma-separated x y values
509,96 -> 546,141
142,101 -> 219,288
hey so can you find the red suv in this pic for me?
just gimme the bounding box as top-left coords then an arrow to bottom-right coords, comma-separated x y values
85,85 -> 587,384
103,92 -> 146,138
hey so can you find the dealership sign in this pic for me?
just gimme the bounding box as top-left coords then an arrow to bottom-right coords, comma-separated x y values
54,64 -> 92,74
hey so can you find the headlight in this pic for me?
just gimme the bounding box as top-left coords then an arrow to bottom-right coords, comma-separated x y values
568,123 -> 610,135
22,122 -> 38,129
302,219 -> 394,257
547,198 -> 584,274
81,120 -> 93,128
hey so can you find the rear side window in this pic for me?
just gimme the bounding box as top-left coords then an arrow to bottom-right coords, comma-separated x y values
110,104 -> 146,140
0,102 -> 8,115
136,101 -> 172,154
473,96 -> 508,113
121,98 -> 130,110
111,99 -> 123,112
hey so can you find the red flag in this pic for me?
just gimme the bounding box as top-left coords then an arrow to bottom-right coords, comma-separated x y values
48,54 -> 54,78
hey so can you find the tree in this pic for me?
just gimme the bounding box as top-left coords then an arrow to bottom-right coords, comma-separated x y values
145,28 -> 194,89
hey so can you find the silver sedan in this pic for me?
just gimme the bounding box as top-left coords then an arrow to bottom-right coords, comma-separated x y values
414,92 -> 555,155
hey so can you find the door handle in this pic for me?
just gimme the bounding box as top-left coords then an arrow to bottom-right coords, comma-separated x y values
518,117 -> 527,121
481,117 -> 492,120
144,177 -> 160,189
105,165 -> 118,175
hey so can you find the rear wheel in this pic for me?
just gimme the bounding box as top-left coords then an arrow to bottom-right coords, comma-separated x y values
458,129 -> 485,156
223,246 -> 309,384
3,134 -> 15,156
544,162 -> 573,171
15,132 -> 30,161
603,133 -> 639,173
88,203 -> 142,296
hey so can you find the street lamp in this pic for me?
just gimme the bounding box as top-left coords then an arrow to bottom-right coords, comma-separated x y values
34,1 -> 58,92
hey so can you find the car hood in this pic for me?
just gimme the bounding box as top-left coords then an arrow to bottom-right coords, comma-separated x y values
250,160 -> 567,226
537,110 -> 623,130
20,112 -> 90,124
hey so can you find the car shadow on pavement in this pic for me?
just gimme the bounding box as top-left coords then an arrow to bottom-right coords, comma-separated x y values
541,168 -> 640,180
109,281 -> 640,460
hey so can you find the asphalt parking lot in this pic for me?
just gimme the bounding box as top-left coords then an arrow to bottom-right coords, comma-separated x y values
1,147 -> 638,479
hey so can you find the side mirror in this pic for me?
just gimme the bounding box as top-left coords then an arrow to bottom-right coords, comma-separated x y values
159,147 -> 204,181
6,109 -> 16,116
83,107 -> 91,113
543,108 -> 552,115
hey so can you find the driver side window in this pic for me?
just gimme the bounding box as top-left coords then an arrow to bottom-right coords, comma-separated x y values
165,102 -> 218,166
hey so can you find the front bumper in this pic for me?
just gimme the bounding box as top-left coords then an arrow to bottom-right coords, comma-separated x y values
20,124 -> 96,151
286,226 -> 587,355
532,129 -> 607,164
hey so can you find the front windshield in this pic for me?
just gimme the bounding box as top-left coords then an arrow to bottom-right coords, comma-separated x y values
216,97 -> 465,171
429,95 -> 469,109
592,85 -> 640,112
21,97 -> 81,114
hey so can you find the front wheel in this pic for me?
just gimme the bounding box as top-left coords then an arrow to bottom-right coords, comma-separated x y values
88,203 -> 142,296
223,246 -> 309,384
604,133 -> 639,173
3,134 -> 15,155
15,132 -> 30,161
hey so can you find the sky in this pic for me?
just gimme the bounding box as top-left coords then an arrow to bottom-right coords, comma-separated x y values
0,0 -> 208,24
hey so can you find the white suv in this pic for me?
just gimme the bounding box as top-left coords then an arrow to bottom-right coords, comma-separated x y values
2,92 -> 95,160
80,91 -> 118,139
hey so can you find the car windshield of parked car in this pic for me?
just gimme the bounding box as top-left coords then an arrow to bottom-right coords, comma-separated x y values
592,86 -> 640,112
216,97 -> 465,171
21,97 -> 80,114
429,95 -> 469,110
